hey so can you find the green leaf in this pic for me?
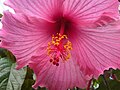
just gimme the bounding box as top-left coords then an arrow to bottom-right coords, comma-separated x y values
0,48 -> 16,62
21,67 -> 35,90
95,69 -> 120,90
21,67 -> 46,90
0,14 -> 2,18
0,48 -> 7,58
0,58 -> 27,90
21,79 -> 35,90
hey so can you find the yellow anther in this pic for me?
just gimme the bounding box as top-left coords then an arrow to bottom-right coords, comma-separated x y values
47,33 -> 72,65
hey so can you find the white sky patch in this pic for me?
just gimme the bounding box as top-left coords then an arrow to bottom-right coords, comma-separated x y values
0,0 -> 5,14
117,4 -> 120,10
0,0 -> 14,14
0,0 -> 6,29
0,0 -> 15,29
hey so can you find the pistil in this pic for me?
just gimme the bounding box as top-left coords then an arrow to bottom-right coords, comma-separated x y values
47,33 -> 72,66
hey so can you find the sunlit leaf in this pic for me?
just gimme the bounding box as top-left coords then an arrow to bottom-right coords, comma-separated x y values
0,58 -> 27,90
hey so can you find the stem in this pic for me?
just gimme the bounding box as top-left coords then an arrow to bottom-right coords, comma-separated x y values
60,23 -> 64,35
112,74 -> 120,82
86,79 -> 92,90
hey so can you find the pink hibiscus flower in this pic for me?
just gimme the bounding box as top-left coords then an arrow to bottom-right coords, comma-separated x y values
0,0 -> 120,89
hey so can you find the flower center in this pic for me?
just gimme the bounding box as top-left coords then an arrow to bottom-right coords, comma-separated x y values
47,33 -> 72,66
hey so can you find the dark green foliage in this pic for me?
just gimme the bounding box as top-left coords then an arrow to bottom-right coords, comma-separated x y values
0,14 -> 2,18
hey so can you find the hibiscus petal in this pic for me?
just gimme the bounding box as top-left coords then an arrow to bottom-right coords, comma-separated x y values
63,0 -> 119,22
94,13 -> 115,27
71,20 -> 120,78
5,0 -> 64,20
0,11 -> 54,69
29,54 -> 88,90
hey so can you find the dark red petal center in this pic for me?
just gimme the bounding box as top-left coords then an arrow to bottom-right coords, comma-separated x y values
52,14 -> 75,35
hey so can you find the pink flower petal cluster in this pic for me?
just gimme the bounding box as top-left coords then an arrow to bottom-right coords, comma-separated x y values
0,0 -> 120,90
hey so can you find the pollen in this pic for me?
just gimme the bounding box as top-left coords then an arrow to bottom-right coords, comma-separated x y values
47,33 -> 72,66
